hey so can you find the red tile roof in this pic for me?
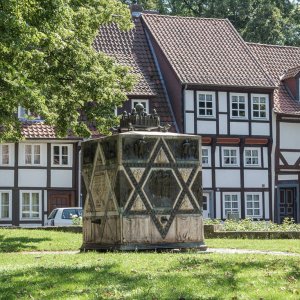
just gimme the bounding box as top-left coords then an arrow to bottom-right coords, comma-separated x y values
21,122 -> 81,139
94,17 -> 176,124
141,14 -> 275,88
281,65 -> 300,80
248,43 -> 300,115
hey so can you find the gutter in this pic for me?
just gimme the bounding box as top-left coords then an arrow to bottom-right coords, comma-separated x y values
144,28 -> 179,133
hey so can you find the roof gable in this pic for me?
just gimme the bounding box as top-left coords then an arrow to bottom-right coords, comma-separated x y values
141,14 -> 275,88
248,43 -> 300,115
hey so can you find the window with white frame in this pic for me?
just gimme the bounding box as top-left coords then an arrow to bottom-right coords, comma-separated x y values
18,106 -> 41,120
25,144 -> 41,165
131,99 -> 149,114
197,92 -> 215,117
222,147 -> 239,166
223,193 -> 240,218
0,191 -> 11,220
202,147 -> 210,166
244,148 -> 260,166
20,191 -> 41,220
251,95 -> 268,119
246,193 -> 262,218
52,145 -> 71,166
230,93 -> 247,118
0,144 -> 10,165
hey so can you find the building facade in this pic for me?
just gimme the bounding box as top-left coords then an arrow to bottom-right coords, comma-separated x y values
0,122 -> 81,226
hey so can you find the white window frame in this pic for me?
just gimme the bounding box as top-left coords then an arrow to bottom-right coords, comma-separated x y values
18,106 -> 41,120
0,190 -> 12,220
196,91 -> 216,118
230,93 -> 248,119
51,144 -> 72,167
245,193 -> 262,218
251,94 -> 269,120
201,146 -> 211,167
244,147 -> 261,167
24,144 -> 41,166
223,192 -> 241,218
131,99 -> 149,114
19,190 -> 42,221
0,144 -> 13,166
222,147 -> 239,167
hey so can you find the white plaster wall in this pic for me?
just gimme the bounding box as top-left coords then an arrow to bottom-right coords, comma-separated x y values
278,174 -> 298,181
0,170 -> 14,187
218,92 -> 227,112
263,147 -> 268,168
44,190 -> 47,213
185,112 -> 194,134
219,114 -> 228,135
51,170 -> 72,188
244,170 -> 269,188
215,192 -> 221,219
264,191 -> 270,219
280,122 -> 300,149
202,169 -> 212,188
215,146 -> 220,167
251,123 -> 270,136
18,143 -> 47,166
19,169 -> 47,187
215,170 -> 241,187
230,122 -> 249,135
197,120 -> 216,134
281,152 -> 300,165
184,90 -> 194,110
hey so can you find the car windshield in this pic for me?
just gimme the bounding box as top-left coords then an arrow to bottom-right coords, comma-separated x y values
62,209 -> 79,219
48,209 -> 58,219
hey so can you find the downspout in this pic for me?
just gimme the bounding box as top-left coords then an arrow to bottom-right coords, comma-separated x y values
77,141 -> 82,207
144,29 -> 179,133
182,83 -> 188,133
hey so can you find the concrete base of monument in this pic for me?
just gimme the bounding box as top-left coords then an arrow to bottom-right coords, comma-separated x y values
80,242 -> 207,252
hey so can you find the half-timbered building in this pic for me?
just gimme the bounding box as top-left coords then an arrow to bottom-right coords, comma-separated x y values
0,120 -> 81,226
139,14 -> 276,220
249,43 -> 300,223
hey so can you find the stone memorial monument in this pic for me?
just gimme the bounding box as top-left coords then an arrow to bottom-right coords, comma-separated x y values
81,104 -> 206,250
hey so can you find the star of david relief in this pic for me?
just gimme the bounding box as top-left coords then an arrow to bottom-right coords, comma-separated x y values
82,142 -> 120,241
122,137 -> 201,239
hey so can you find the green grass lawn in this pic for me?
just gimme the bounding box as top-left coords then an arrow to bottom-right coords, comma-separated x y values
0,252 -> 299,299
0,228 -> 82,252
1,229 -> 300,254
0,229 -> 299,299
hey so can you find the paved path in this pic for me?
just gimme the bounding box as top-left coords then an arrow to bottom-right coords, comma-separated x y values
205,248 -> 300,256
19,248 -> 300,256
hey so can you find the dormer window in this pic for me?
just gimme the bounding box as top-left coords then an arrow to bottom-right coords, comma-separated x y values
18,106 -> 41,120
132,99 -> 149,114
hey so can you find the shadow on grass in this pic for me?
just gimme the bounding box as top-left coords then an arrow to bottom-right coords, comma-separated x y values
1,254 -> 299,299
0,235 -> 51,253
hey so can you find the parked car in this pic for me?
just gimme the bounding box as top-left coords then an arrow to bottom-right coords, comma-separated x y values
46,207 -> 83,226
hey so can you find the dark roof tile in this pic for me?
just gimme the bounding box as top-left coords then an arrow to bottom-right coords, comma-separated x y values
141,14 -> 275,88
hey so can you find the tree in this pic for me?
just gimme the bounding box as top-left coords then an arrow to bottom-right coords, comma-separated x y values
0,0 -> 135,142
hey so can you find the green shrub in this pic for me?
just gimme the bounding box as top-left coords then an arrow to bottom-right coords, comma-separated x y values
204,218 -> 300,232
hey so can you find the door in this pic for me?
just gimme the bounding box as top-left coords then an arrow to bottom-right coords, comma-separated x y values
279,188 -> 296,223
48,191 -> 75,215
203,193 -> 210,219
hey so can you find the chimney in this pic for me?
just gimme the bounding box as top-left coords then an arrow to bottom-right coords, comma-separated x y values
130,2 -> 144,18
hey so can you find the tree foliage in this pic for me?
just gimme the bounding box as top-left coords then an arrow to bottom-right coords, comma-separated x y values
131,0 -> 300,46
0,0 -> 135,141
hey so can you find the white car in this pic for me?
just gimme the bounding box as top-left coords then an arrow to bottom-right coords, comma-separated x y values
46,207 -> 83,226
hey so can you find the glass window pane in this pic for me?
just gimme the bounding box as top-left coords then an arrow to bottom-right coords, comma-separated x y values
247,209 -> 252,216
206,95 -> 212,101
199,94 -> 205,101
32,193 -> 39,206
53,155 -> 60,165
22,193 -> 30,206
54,146 -> 60,155
62,156 -> 68,165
